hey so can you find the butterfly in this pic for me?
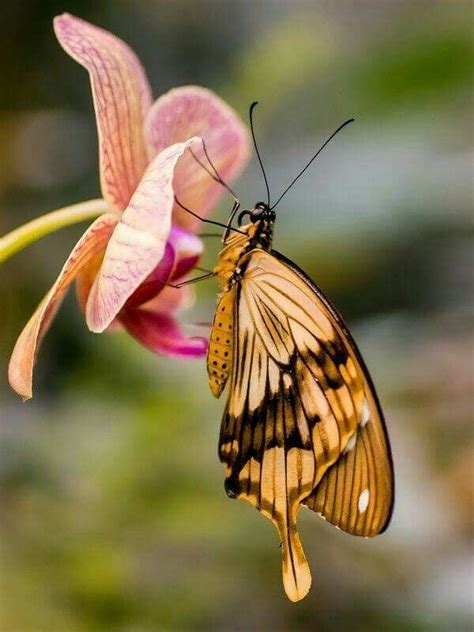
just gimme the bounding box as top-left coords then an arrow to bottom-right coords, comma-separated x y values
202,107 -> 394,602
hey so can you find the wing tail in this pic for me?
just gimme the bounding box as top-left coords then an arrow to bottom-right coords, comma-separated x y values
275,505 -> 312,602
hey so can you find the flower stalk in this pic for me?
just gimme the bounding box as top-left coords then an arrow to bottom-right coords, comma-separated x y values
0,199 -> 112,264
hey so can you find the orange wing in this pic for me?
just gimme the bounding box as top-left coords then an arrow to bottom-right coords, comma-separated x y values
218,248 -> 394,601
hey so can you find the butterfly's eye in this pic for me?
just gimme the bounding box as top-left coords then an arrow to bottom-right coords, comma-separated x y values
250,203 -> 268,222
250,208 -> 263,222
250,203 -> 275,223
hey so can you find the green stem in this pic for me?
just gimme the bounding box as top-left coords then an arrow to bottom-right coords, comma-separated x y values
0,199 -> 114,263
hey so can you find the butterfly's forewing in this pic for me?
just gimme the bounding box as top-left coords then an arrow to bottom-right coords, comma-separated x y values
218,248 -> 394,601
275,252 -> 394,536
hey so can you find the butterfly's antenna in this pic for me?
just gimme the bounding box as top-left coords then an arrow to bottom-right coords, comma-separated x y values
189,141 -> 241,240
189,143 -> 238,204
174,195 -> 246,236
250,101 -> 271,208
270,118 -> 355,210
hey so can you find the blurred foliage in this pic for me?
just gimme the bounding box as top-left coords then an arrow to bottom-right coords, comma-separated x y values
0,1 -> 473,630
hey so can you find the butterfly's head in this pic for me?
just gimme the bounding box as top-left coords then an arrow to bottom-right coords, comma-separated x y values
238,202 -> 275,227
251,202 -> 276,223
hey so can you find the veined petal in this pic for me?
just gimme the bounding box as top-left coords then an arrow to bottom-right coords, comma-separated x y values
137,226 -> 207,315
168,225 -> 203,280
75,250 -> 106,313
86,137 -> 201,332
123,241 -> 175,309
78,241 -> 176,313
54,13 -> 152,210
145,86 -> 251,231
8,213 -> 118,400
120,308 -> 208,358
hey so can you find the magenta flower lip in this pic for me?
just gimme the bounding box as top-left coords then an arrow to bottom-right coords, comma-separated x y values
8,13 -> 250,400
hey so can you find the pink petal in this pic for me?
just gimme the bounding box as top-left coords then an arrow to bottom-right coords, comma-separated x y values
145,86 -> 251,231
75,249 -> 106,313
168,225 -> 203,280
76,237 -> 176,316
8,213 -> 118,400
86,137 -> 201,333
120,308 -> 208,358
75,253 -> 125,332
135,226 -> 205,314
54,14 -> 152,210
140,285 -> 195,314
123,241 -> 175,309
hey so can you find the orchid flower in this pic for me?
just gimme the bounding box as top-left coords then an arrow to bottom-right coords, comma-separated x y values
3,14 -> 250,400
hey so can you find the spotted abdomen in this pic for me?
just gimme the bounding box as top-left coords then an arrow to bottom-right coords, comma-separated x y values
207,288 -> 235,398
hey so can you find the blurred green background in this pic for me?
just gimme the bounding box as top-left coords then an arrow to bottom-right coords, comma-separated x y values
1,1 -> 473,630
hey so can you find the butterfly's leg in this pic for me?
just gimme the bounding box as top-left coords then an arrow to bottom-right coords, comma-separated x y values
174,195 -> 245,236
167,272 -> 216,289
223,200 -> 241,242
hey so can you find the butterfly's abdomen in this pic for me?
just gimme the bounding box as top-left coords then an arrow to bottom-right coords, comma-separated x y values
207,288 -> 235,398
208,223 -> 261,397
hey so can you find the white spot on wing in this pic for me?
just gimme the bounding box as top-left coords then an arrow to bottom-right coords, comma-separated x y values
344,432 -> 357,454
360,400 -> 370,427
358,488 -> 370,513
283,373 -> 292,389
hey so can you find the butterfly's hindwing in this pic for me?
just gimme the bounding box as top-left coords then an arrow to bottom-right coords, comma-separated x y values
304,399 -> 393,535
218,248 -> 394,601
